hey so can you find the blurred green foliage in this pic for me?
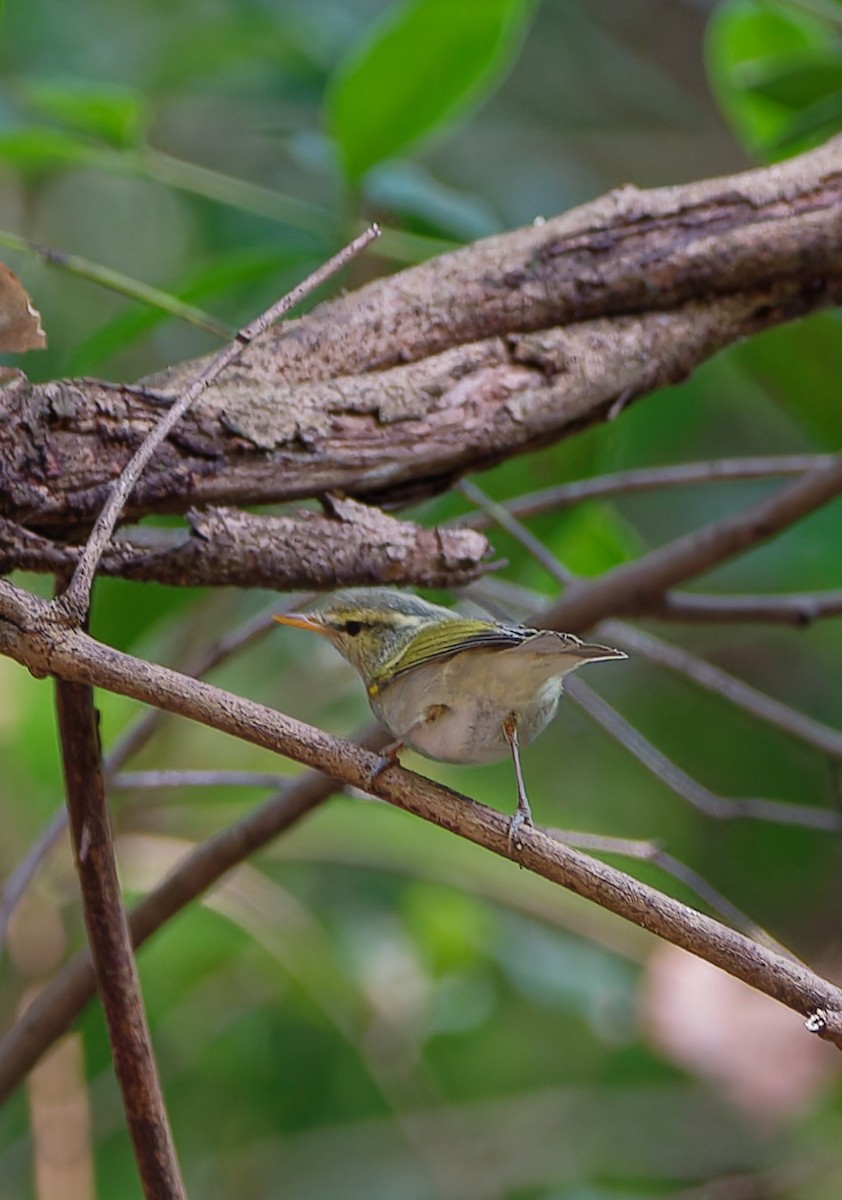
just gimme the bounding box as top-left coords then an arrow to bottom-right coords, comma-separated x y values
707,0 -> 842,157
1,1 -> 842,1198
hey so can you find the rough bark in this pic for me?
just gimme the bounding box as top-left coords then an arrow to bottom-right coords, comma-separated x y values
0,135 -> 840,550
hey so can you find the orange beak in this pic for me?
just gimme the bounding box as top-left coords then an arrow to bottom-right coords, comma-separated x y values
273,612 -> 327,635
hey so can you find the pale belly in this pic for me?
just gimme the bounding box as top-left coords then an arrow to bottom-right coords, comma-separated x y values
368,649 -> 566,765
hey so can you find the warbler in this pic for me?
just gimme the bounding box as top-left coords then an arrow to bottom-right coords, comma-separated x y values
274,587 -> 625,838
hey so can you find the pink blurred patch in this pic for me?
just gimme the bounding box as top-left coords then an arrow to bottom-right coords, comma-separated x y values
641,945 -> 841,1125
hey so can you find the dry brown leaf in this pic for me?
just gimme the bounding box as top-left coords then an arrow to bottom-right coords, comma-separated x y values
0,262 -> 46,352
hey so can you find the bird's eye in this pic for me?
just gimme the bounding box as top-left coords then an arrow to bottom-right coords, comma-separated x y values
343,620 -> 362,637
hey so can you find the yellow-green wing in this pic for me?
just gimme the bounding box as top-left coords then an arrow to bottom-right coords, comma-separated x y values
381,618 -> 529,683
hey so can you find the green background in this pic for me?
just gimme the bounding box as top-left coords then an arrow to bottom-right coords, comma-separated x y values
1,1 -> 842,1196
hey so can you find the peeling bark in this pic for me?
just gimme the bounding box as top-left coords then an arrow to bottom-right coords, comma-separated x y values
1,135 -> 841,581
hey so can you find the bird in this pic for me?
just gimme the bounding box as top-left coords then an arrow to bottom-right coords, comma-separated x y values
274,587 -> 626,839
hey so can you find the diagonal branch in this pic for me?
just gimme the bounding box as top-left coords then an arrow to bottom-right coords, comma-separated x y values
3,136 -> 842,533
565,677 -> 839,832
0,732 -> 795,1105
543,453 -> 842,631
57,224 -> 380,620
601,620 -> 842,762
1,578 -> 840,1060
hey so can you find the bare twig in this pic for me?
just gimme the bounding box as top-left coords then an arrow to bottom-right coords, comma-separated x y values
57,224 -> 381,621
446,566 -> 842,633
457,479 -> 575,584
55,678 -> 186,1200
0,579 -> 840,1059
459,483 -> 841,824
601,621 -> 842,762
553,829 -> 791,955
650,589 -> 842,625
544,453 -> 842,631
113,770 -> 293,791
565,677 -> 839,831
458,455 -> 835,527
0,808 -> 68,952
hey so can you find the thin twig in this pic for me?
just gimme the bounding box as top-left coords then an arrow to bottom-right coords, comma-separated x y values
650,589 -> 842,625
460,483 -> 840,827
457,479 -> 576,584
543,452 -> 842,632
58,223 -> 381,621
55,679 -> 186,1199
566,677 -> 839,831
0,808 -> 68,951
601,620 -> 842,762
552,829 -> 792,956
113,770 -> 293,791
0,580 -> 840,1054
458,455 -> 834,528
0,228 -> 231,339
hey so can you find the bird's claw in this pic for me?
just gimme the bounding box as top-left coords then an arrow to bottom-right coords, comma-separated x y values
507,806 -> 533,851
366,740 -> 403,789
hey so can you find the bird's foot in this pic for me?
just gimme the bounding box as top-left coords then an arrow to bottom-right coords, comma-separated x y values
507,804 -> 533,852
366,738 -> 404,789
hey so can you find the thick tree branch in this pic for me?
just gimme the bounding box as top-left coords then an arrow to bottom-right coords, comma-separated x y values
0,500 -> 491,590
2,136 -> 841,536
58,226 -> 380,619
1,578 -> 840,1077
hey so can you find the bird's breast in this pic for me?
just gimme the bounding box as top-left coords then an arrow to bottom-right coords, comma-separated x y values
370,649 -> 565,764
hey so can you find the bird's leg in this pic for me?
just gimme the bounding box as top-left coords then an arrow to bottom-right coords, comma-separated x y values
502,713 -> 532,843
367,705 -> 448,787
368,737 -> 405,785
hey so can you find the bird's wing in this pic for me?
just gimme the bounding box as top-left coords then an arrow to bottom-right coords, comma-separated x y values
381,619 -> 529,683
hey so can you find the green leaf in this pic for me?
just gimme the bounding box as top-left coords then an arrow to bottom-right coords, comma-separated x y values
19,79 -> 148,147
327,0 -> 536,183
67,244 -> 317,374
0,126 -> 120,170
706,0 -> 842,156
543,501 -> 642,579
737,52 -> 842,107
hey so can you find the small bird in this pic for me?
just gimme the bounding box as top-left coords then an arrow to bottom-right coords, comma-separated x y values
274,587 -> 625,838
